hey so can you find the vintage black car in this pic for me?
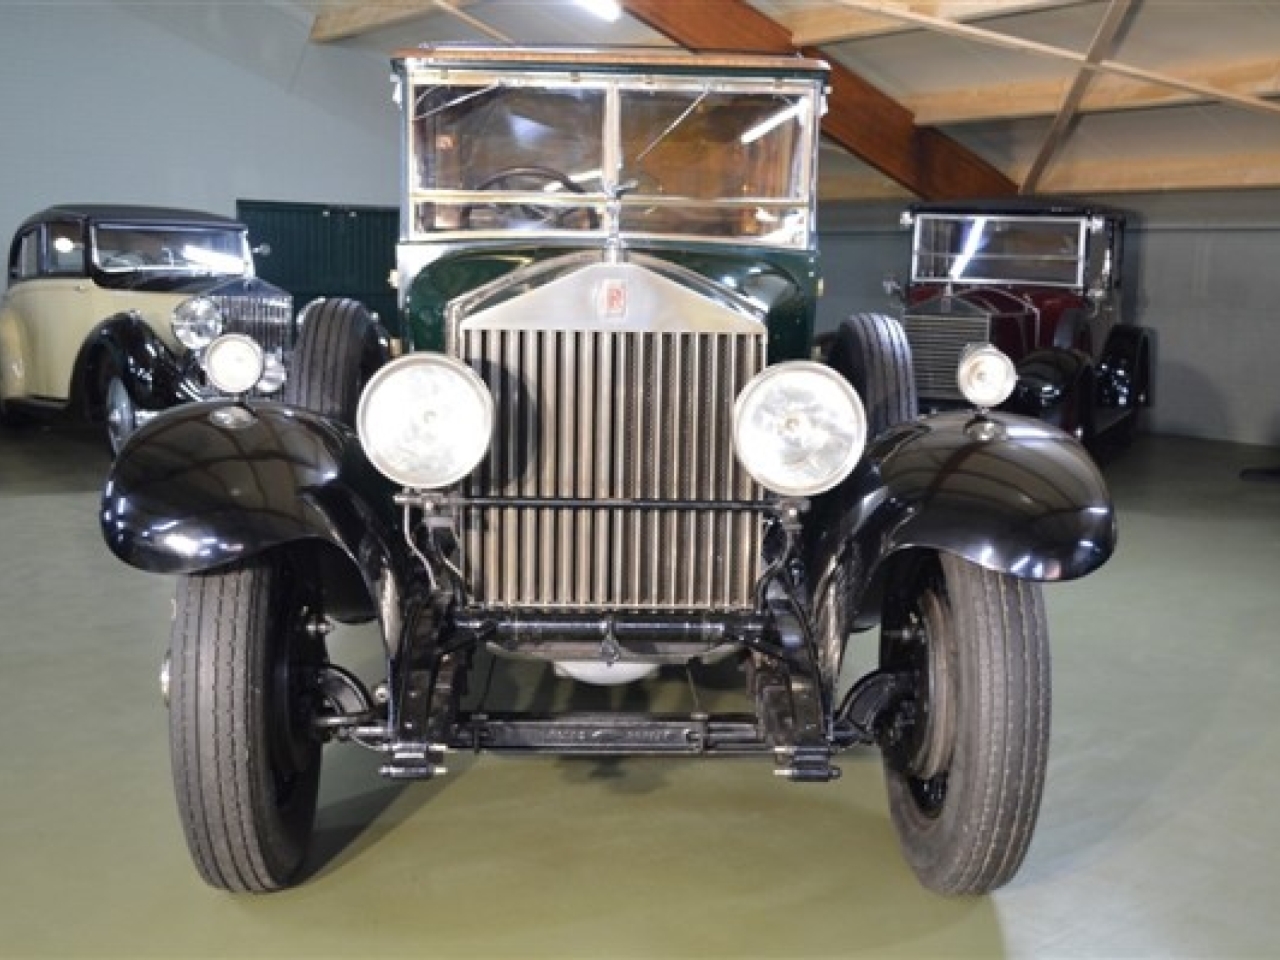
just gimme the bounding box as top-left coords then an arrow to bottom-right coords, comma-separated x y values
100,47 -> 1116,896
0,204 -> 294,452
898,199 -> 1153,446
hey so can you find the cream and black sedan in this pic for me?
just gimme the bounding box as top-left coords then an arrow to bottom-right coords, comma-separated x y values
0,204 -> 293,453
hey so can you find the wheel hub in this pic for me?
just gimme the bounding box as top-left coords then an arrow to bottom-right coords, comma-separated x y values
883,589 -> 955,782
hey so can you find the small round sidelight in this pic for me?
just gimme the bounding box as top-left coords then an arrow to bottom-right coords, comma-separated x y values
957,343 -> 1017,409
203,334 -> 265,395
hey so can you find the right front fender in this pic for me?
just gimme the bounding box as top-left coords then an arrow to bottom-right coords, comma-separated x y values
100,400 -> 410,642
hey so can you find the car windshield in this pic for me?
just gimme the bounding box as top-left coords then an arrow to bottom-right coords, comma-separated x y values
911,214 -> 1087,287
91,223 -> 250,276
403,69 -> 819,248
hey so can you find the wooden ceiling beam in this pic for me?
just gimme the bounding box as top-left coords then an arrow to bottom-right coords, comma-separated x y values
834,0 -> 1280,120
909,57 -> 1280,125
780,0 -> 1089,46
309,0 -> 506,43
1021,0 -> 1135,194
821,148 -> 1280,200
619,0 -> 1017,199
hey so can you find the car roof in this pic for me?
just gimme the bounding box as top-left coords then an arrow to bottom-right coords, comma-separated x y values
908,197 -> 1125,221
393,44 -> 829,79
20,204 -> 246,231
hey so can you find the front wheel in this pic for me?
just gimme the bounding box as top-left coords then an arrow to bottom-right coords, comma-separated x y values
284,297 -> 390,425
168,554 -> 326,892
102,369 -> 136,456
879,552 -> 1050,895
825,312 -> 917,437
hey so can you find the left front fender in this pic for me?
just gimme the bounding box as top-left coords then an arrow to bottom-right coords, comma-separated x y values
867,412 -> 1115,580
805,410 -> 1116,627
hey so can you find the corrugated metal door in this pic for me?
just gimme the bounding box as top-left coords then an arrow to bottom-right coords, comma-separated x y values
236,200 -> 400,335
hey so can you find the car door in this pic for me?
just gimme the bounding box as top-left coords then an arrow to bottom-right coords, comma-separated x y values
9,220 -> 92,401
0,225 -> 42,400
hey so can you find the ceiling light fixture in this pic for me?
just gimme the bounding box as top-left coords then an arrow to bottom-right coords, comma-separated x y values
576,0 -> 622,22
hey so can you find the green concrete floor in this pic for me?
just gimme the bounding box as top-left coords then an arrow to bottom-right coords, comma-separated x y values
2,422 -> 1278,959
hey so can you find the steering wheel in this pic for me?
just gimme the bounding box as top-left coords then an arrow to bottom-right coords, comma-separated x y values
459,165 -> 599,230
103,252 -> 148,269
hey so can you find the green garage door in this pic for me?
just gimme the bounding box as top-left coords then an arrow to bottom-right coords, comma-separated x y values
237,200 -> 401,336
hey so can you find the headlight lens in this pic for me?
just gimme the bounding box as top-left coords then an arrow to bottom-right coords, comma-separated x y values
356,354 -> 494,489
957,343 -> 1017,408
203,334 -> 265,395
172,297 -> 223,350
732,361 -> 867,497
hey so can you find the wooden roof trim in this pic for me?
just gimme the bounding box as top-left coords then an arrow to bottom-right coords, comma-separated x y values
393,45 -> 829,74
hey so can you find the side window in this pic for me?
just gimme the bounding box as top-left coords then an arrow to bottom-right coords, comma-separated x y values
46,222 -> 85,275
10,228 -> 41,281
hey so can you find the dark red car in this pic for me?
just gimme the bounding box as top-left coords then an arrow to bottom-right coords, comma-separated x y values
900,200 -> 1152,446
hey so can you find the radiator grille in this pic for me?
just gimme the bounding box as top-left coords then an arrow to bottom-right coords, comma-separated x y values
902,311 -> 991,401
212,292 -> 295,358
457,327 -> 765,610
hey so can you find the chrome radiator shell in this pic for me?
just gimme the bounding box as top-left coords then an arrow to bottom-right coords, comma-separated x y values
902,306 -> 991,402
449,257 -> 767,611
211,290 -> 295,358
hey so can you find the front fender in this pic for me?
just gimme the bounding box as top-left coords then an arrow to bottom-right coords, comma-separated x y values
100,400 -> 408,638
807,410 -> 1115,625
871,412 -> 1113,578
76,312 -> 199,412
1009,346 -> 1090,416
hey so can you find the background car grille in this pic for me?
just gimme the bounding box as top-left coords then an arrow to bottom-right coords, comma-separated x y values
211,292 -> 295,358
456,327 -> 766,611
902,311 -> 991,401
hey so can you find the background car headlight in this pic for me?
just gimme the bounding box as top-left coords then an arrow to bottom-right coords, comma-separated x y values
356,354 -> 494,489
732,361 -> 867,497
255,352 -> 287,394
172,297 -> 223,350
957,343 -> 1017,408
203,334 -> 264,395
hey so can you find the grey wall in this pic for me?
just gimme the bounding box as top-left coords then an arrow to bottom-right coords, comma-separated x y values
819,193 -> 1280,448
0,1 -> 398,252
2,3 -> 1278,448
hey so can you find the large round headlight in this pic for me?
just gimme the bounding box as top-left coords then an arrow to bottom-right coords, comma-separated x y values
732,361 -> 867,497
172,297 -> 223,350
957,343 -> 1017,408
356,354 -> 494,489
203,334 -> 265,395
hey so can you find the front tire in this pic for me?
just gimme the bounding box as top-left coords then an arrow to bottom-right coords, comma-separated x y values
168,554 -> 326,892
98,356 -> 136,456
284,297 -> 389,425
826,312 -> 917,436
879,552 -> 1050,895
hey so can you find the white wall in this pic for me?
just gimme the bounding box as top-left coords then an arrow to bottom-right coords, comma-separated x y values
0,1 -> 399,249
819,193 -> 1280,449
